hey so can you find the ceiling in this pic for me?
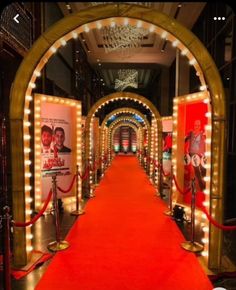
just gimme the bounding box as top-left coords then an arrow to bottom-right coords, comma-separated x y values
58,2 -> 206,92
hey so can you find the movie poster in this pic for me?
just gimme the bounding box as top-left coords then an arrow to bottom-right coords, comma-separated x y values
182,101 -> 208,207
162,118 -> 173,175
34,95 -> 81,204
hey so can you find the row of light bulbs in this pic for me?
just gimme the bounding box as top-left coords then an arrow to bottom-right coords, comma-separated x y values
101,110 -> 149,166
172,90 -> 211,258
22,15 -> 208,256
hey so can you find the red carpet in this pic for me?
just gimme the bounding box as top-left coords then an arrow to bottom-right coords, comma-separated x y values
36,156 -> 213,290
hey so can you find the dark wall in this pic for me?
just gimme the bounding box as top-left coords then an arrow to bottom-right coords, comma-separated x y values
191,2 -> 236,220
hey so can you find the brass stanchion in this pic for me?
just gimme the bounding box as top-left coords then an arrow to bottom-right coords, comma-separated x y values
47,174 -> 70,252
164,165 -> 173,216
181,178 -> 204,252
71,165 -> 85,216
3,206 -> 11,290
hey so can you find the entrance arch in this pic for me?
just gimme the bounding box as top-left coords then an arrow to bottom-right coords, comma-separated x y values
110,122 -> 139,154
100,107 -> 151,161
85,92 -> 161,187
108,117 -> 143,153
10,4 -> 225,268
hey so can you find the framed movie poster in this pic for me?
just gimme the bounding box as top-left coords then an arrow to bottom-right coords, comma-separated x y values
34,94 -> 82,209
172,91 -> 211,209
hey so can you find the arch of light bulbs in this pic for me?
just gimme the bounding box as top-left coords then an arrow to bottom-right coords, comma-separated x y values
109,122 -> 139,155
172,90 -> 211,258
106,116 -> 144,160
108,117 -> 143,156
100,108 -> 150,172
101,108 -> 150,155
20,17 -> 205,246
10,6 -> 224,267
89,94 -> 160,184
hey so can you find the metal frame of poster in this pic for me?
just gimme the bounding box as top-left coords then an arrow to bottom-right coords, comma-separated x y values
172,91 -> 211,210
172,90 -> 212,258
34,94 -> 82,210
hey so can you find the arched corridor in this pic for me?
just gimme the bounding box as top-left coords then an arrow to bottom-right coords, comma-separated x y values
1,2 -> 236,290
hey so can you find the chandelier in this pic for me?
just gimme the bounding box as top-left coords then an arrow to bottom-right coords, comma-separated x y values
102,24 -> 148,58
114,69 -> 138,91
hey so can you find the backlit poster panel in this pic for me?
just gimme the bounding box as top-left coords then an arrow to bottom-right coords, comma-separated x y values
34,94 -> 81,208
176,100 -> 208,208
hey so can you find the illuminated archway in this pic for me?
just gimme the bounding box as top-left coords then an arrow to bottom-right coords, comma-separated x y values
108,117 -> 143,153
10,4 -> 225,268
85,92 -> 161,193
100,107 -> 150,165
110,122 -> 139,154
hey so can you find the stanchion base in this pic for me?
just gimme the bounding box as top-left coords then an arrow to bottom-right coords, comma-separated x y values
71,209 -> 85,216
47,240 -> 70,252
164,210 -> 172,216
181,241 -> 204,252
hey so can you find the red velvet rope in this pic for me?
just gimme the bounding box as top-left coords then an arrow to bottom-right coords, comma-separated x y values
78,166 -> 90,180
57,174 -> 77,193
13,189 -> 53,227
201,205 -> 236,231
160,165 -> 171,177
138,151 -> 236,231
173,174 -> 191,195
89,161 -> 98,172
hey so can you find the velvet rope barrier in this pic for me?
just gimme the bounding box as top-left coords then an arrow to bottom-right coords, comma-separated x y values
89,161 -> 98,172
173,174 -> 191,195
78,166 -> 90,180
200,205 -> 236,231
57,174 -> 77,193
13,189 -> 53,227
160,165 -> 171,177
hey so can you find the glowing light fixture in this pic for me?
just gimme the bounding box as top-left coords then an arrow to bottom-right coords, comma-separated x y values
114,69 -> 138,91
102,24 -> 148,58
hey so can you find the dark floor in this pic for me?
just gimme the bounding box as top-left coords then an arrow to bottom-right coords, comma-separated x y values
1,189 -> 236,289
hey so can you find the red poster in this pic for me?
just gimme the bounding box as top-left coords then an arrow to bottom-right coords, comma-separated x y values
182,101 -> 208,207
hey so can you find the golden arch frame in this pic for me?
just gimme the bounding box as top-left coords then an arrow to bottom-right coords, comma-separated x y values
85,92 -> 161,187
108,117 -> 143,152
100,107 -> 151,159
10,4 -> 225,269
109,122 -> 139,153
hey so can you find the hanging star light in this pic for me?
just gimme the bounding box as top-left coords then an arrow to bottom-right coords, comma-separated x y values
114,69 -> 138,91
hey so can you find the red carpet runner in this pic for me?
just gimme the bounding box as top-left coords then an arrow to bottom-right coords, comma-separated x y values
36,156 -> 213,290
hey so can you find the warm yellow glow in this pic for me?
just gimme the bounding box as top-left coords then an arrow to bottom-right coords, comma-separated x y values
72,31 -> 78,39
50,46 -> 57,53
26,95 -> 33,101
60,39 -> 67,46
189,58 -> 196,65
201,251 -> 208,257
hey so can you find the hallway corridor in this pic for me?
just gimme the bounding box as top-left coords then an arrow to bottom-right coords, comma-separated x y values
35,156 -> 212,290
